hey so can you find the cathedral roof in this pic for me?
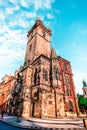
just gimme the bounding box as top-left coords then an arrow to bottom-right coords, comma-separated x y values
50,46 -> 57,59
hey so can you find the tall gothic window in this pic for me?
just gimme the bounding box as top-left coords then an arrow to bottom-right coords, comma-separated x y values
37,73 -> 40,84
67,89 -> 72,96
53,66 -> 57,79
64,64 -> 68,71
65,75 -> 70,85
45,70 -> 48,81
53,66 -> 59,80
43,69 -> 48,81
43,68 -> 45,79
69,100 -> 73,112
56,68 -> 60,80
34,68 -> 37,85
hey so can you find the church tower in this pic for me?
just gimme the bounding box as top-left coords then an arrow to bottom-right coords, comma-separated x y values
82,80 -> 87,98
24,19 -> 51,66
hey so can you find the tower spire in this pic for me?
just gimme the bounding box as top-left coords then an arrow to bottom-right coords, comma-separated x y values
50,46 -> 57,59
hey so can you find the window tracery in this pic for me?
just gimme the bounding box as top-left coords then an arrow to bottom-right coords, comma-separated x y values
43,68 -> 48,81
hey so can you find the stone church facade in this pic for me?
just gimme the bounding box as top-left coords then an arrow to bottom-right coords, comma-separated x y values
6,19 -> 79,118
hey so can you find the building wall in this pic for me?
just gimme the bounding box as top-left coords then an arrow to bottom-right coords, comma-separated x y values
0,75 -> 14,111
83,88 -> 87,98
58,57 -> 79,116
22,67 -> 32,117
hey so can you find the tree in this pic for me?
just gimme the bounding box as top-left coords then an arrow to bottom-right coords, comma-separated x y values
77,94 -> 87,113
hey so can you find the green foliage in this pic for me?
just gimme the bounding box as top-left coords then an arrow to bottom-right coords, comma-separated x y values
77,94 -> 87,110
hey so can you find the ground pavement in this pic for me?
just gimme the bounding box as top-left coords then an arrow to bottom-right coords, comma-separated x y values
0,114 -> 87,130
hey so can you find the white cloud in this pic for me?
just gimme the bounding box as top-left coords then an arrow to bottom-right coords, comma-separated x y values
9,21 -> 17,26
8,0 -> 18,5
18,19 -> 28,28
34,0 -> 55,10
0,25 -> 9,34
25,12 -> 36,18
20,0 -> 29,8
0,28 -> 27,68
0,0 -> 56,80
6,8 -> 14,14
0,28 -> 26,78
19,0 -> 55,10
47,13 -> 53,19
8,15 -> 35,29
0,11 -> 6,21
6,6 -> 19,14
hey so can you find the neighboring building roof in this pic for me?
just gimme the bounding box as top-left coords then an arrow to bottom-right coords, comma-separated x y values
31,54 -> 50,65
58,56 -> 70,63
0,75 -> 14,85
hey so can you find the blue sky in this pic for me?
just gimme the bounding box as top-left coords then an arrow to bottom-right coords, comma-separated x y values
0,0 -> 87,94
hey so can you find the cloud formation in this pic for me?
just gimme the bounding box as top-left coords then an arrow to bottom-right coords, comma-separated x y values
0,0 -> 55,78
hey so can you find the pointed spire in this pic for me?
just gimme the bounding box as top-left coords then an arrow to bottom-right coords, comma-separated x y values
83,79 -> 87,88
50,46 -> 57,59
36,19 -> 43,26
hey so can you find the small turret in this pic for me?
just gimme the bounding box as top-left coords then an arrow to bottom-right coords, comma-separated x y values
50,46 -> 57,59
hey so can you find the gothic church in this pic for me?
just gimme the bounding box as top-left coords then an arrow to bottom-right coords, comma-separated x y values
7,19 -> 79,118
